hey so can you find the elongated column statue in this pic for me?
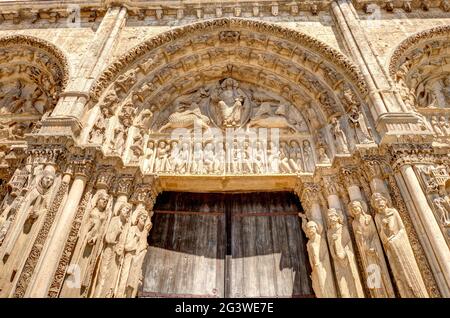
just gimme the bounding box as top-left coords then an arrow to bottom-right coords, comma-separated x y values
348,200 -> 395,297
370,193 -> 429,297
326,208 -> 364,297
124,209 -> 152,298
92,202 -> 132,298
299,213 -> 337,297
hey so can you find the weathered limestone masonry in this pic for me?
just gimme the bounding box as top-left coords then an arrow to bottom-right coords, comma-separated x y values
0,0 -> 449,298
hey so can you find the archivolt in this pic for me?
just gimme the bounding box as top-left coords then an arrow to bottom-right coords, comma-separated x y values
388,25 -> 450,79
86,18 -> 371,137
388,25 -> 450,111
90,18 -> 367,100
0,34 -> 69,89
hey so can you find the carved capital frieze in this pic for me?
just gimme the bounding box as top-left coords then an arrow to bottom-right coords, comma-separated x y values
300,182 -> 323,210
321,175 -> 342,197
112,175 -> 135,197
95,167 -> 116,189
339,166 -> 360,188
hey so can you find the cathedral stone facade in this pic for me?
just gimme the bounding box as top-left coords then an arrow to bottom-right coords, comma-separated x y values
0,0 -> 449,298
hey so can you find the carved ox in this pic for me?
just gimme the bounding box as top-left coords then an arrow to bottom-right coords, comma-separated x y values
247,115 -> 298,132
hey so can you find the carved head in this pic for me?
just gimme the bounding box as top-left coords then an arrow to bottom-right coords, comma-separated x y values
348,200 -> 366,217
290,140 -> 299,148
135,208 -> 148,227
118,202 -> 132,220
39,167 -> 55,190
221,78 -> 238,89
305,221 -> 319,238
302,140 -> 311,148
371,193 -> 388,212
327,208 -> 343,226
96,192 -> 109,211
158,140 -> 166,148
147,140 -> 154,149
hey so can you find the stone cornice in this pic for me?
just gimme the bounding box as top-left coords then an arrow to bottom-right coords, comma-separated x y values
354,0 -> 449,12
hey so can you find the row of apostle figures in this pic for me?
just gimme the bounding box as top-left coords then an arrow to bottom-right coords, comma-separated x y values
60,190 -> 152,298
142,138 -> 317,174
299,193 -> 428,298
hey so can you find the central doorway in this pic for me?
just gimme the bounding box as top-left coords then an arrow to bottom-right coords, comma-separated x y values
140,192 -> 313,298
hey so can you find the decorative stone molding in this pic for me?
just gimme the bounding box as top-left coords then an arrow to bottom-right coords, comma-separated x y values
385,173 -> 441,297
389,25 -> 450,78
12,180 -> 70,298
47,181 -> 94,298
0,35 -> 69,88
89,18 -> 367,101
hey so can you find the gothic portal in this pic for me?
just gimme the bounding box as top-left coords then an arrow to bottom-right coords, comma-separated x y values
0,0 -> 449,298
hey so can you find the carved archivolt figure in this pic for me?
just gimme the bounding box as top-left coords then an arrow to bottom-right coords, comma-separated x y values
116,207 -> 152,298
326,208 -> 364,298
416,80 -> 438,108
112,117 -> 132,156
129,131 -> 144,162
330,117 -> 349,154
299,214 -> 337,298
370,193 -> 429,297
348,200 -> 395,298
93,202 -> 132,298
348,106 -> 372,144
0,80 -> 25,114
89,107 -> 112,144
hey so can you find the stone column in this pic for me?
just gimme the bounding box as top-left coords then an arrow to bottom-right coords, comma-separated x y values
27,156 -> 92,297
399,164 -> 450,295
331,0 -> 429,143
42,6 -> 128,136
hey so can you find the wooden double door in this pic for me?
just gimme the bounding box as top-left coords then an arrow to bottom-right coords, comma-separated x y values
140,192 -> 313,298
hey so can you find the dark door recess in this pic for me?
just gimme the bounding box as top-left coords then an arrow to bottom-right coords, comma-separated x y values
140,192 -> 313,298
